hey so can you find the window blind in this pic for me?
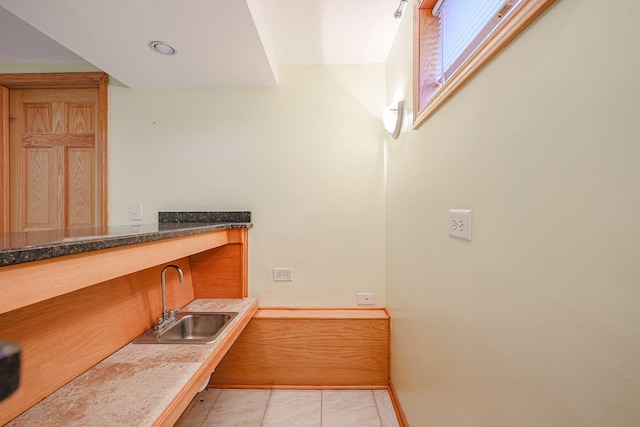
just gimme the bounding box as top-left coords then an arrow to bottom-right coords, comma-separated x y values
437,0 -> 506,76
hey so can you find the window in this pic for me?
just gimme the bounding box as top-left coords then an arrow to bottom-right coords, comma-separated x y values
414,0 -> 557,127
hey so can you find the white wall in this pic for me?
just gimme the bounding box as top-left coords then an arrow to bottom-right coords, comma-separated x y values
109,65 -> 387,307
385,1 -> 640,426
0,62 -> 98,73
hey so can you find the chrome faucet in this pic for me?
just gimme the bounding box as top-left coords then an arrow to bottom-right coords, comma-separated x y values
158,264 -> 184,328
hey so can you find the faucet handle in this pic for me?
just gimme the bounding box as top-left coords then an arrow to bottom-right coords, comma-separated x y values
154,316 -> 164,330
169,309 -> 180,318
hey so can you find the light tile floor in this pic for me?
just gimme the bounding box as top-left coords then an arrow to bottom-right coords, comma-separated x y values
175,388 -> 400,427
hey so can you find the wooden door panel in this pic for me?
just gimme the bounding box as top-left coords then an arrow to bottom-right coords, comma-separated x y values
9,87 -> 99,231
24,147 -> 55,229
67,147 -> 94,228
67,104 -> 94,134
23,134 -> 96,147
23,103 -> 52,134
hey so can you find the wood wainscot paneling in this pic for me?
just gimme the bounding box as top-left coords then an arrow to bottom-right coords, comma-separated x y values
209,308 -> 390,388
190,228 -> 248,298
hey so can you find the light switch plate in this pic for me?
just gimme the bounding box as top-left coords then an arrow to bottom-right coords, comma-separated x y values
131,202 -> 143,221
449,209 -> 472,241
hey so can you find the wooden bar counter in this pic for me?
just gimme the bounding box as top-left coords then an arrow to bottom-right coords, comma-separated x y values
0,219 -> 252,425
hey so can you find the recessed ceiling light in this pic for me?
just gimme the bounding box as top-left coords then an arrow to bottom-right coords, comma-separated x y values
150,41 -> 176,56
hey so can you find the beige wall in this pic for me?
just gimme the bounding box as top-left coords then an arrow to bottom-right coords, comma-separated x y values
4,1 -> 640,422
385,0 -> 640,426
0,63 -> 387,307
108,65 -> 387,307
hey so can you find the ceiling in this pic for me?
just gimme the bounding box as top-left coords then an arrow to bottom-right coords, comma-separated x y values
0,0 -> 405,89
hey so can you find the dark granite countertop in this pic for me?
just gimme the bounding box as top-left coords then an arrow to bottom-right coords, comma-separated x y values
0,211 -> 251,267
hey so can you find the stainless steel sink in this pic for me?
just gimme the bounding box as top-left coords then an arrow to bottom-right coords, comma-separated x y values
133,312 -> 238,344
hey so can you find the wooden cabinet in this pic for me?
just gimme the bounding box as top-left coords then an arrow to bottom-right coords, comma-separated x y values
211,308 -> 390,388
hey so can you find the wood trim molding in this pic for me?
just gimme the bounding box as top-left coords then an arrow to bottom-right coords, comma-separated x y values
414,0 -> 557,127
388,379 -> 410,427
254,307 -> 390,319
0,71 -> 109,226
0,72 -> 107,89
418,0 -> 438,8
210,384 -> 390,391
0,86 -> 8,233
98,73 -> 109,226
413,3 -> 421,123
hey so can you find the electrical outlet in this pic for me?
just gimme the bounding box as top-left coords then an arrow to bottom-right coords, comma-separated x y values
449,209 -> 472,241
357,293 -> 376,305
131,202 -> 143,221
273,267 -> 293,281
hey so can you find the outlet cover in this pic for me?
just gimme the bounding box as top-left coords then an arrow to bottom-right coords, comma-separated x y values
273,267 -> 293,281
357,293 -> 376,305
449,209 -> 472,241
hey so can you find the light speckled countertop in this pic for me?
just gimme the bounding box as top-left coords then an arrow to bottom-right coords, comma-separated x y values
6,298 -> 257,427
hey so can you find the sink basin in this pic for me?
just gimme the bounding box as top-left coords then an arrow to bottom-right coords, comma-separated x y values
133,312 -> 238,344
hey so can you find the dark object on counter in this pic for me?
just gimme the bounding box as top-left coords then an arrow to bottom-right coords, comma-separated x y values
158,211 -> 251,224
0,341 -> 20,401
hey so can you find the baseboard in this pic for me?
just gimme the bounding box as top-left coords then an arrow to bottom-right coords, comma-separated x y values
388,379 -> 410,427
209,384 -> 389,390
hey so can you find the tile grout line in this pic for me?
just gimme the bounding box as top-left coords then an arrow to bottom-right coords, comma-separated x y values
204,389 -> 222,427
371,390 -> 384,427
259,389 -> 273,426
180,388 -> 396,427
199,389 -> 220,427
320,390 -> 324,426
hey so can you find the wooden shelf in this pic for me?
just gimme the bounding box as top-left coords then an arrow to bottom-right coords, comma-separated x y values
5,299 -> 258,427
0,228 -> 240,315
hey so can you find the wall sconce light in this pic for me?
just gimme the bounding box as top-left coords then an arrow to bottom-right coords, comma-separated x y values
383,100 -> 404,139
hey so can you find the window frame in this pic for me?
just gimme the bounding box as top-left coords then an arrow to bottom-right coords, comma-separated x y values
413,0 -> 557,128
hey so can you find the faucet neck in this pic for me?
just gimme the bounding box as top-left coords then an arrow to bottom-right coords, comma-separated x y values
159,265 -> 184,326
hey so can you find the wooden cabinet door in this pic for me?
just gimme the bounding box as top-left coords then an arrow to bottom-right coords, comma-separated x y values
9,88 -> 101,231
